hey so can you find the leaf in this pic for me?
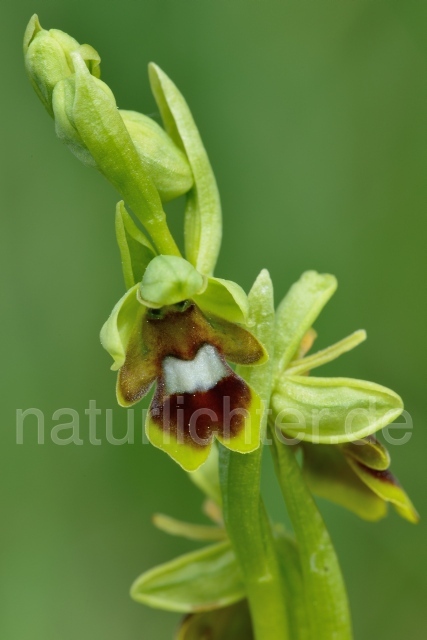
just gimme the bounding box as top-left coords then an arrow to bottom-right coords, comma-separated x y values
130,541 -> 245,612
274,271 -> 337,379
176,601 -> 254,639
115,201 -> 156,289
149,63 -> 221,276
302,443 -> 387,521
272,375 -> 403,443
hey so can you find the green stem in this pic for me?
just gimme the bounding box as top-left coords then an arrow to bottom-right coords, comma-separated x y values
220,448 -> 289,639
219,270 -> 289,640
270,425 -> 353,640
143,214 -> 181,256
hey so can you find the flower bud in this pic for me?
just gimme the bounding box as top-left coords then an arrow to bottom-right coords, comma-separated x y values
120,110 -> 193,202
24,15 -> 100,117
52,75 -> 115,168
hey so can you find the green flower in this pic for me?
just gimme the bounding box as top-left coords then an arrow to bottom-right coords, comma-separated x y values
301,436 -> 418,523
101,253 -> 267,471
271,270 -> 418,523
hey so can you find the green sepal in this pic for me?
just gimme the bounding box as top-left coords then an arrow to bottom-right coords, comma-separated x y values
152,513 -> 226,542
149,63 -> 222,276
100,284 -> 144,371
347,458 -> 420,524
272,375 -> 403,443
139,255 -> 206,308
274,271 -> 337,379
302,443 -> 387,521
194,277 -> 249,325
286,330 -> 367,376
177,601 -> 253,639
341,436 -> 390,471
23,14 -> 42,55
189,443 -> 222,505
120,110 -> 193,202
115,201 -> 156,289
130,541 -> 245,612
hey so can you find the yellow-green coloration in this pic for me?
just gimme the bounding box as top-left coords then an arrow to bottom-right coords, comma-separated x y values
24,14 -> 419,640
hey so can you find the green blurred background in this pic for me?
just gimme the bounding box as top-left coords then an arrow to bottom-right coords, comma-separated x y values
1,0 -> 426,638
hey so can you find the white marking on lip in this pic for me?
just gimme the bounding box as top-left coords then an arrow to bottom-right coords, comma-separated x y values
162,344 -> 227,395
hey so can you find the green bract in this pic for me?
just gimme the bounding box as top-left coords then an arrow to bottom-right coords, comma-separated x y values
149,63 -> 222,276
131,541 -> 245,612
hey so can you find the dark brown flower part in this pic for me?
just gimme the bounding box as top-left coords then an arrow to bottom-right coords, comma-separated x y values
150,365 -> 251,449
117,302 -> 266,407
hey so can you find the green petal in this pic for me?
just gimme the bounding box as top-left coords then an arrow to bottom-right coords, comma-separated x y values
120,109 -> 193,202
130,541 -> 245,612
194,277 -> 249,325
347,458 -> 420,524
100,284 -> 143,371
286,330 -> 367,376
274,271 -> 337,379
341,436 -> 390,471
152,513 -> 226,542
302,443 -> 387,521
146,411 -> 213,472
115,201 -> 156,289
149,63 -> 221,276
139,255 -> 206,307
177,601 -> 253,640
272,375 -> 403,443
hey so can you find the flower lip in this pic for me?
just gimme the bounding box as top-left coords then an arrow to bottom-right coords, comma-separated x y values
162,344 -> 227,395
